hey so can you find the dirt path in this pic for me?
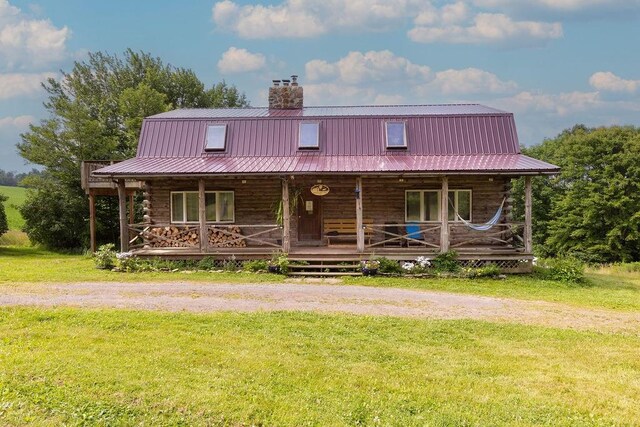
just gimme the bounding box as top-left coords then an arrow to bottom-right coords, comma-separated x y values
1,281 -> 639,334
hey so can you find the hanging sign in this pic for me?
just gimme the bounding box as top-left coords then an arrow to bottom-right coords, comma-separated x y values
310,184 -> 330,196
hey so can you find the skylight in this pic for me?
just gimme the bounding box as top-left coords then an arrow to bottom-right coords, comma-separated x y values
299,122 -> 320,149
205,124 -> 227,150
386,122 -> 407,148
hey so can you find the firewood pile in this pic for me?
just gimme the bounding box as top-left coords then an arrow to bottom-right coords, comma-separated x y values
145,225 -> 246,248
148,226 -> 199,247
208,226 -> 247,247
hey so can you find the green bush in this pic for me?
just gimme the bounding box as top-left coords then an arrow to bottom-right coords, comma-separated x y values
0,194 -> 8,237
197,257 -> 217,270
535,257 -> 585,283
93,244 -> 116,269
463,264 -> 501,278
431,251 -> 460,273
269,251 -> 289,274
244,260 -> 269,272
376,257 -> 403,274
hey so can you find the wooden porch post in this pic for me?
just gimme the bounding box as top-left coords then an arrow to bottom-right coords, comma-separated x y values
128,194 -> 134,225
524,176 -> 533,254
198,178 -> 208,253
356,177 -> 364,252
89,191 -> 96,253
282,178 -> 291,253
117,179 -> 129,252
440,176 -> 449,252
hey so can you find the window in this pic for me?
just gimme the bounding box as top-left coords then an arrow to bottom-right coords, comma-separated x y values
171,191 -> 234,223
299,122 -> 320,148
448,190 -> 471,221
204,124 -> 227,150
386,122 -> 407,148
405,190 -> 471,222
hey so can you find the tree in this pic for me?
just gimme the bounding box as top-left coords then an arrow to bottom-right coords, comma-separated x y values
512,125 -> 640,263
18,49 -> 248,250
0,194 -> 8,237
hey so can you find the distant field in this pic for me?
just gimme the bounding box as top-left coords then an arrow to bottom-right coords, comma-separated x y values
0,185 -> 27,230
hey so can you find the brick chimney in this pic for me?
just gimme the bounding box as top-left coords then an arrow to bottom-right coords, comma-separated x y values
269,75 -> 303,109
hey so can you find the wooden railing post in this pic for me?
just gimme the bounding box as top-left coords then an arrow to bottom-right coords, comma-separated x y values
524,176 -> 533,254
89,191 -> 96,253
356,177 -> 364,252
282,178 -> 290,253
117,179 -> 129,252
198,178 -> 208,253
440,176 -> 449,252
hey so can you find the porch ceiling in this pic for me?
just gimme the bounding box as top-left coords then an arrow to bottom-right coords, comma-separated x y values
93,154 -> 559,178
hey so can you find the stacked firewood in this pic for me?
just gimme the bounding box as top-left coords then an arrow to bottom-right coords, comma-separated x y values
148,226 -> 199,247
208,226 -> 247,247
145,225 -> 246,248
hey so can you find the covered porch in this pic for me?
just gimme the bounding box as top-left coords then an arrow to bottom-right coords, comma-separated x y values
101,172 -> 534,267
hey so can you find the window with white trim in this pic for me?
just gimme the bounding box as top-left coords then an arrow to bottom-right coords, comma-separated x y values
405,190 -> 471,222
204,124 -> 227,150
171,191 -> 234,223
385,121 -> 407,148
299,122 -> 320,149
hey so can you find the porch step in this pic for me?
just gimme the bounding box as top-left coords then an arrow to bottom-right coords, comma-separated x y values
286,259 -> 363,277
288,272 -> 362,277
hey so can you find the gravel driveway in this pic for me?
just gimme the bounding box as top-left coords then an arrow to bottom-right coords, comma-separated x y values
1,281 -> 639,334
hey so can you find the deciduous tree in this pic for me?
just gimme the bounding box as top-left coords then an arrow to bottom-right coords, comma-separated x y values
18,49 -> 248,249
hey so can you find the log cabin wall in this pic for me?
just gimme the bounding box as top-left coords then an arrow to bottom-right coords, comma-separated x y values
147,176 -> 281,227
145,174 -> 511,248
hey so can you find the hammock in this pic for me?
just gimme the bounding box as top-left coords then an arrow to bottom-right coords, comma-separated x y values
454,197 -> 506,231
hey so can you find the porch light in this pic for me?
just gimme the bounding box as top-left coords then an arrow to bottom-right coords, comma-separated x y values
354,188 -> 360,199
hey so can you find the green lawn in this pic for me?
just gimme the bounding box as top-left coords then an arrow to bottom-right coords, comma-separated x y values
2,246 -> 640,312
0,308 -> 638,426
0,185 -> 27,230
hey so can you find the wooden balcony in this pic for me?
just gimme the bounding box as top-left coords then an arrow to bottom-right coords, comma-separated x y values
81,160 -> 143,195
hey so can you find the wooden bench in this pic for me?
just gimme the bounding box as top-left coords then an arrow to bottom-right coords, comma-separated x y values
324,218 -> 374,246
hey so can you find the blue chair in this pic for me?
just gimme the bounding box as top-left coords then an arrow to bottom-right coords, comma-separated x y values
405,223 -> 425,246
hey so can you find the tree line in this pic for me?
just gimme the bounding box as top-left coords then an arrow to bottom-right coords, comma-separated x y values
0,169 -> 42,187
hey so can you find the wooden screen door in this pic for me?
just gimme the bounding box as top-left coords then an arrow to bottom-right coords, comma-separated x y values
298,189 -> 322,241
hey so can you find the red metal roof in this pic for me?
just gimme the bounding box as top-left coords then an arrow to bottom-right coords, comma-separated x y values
93,104 -> 559,177
94,154 -> 559,176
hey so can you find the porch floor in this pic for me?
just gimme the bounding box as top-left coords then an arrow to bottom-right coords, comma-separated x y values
132,244 -> 531,261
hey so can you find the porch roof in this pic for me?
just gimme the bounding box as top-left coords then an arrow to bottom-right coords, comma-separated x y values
93,153 -> 559,177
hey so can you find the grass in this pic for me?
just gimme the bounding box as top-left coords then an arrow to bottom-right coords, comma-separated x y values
2,246 -> 640,312
0,308 -> 638,426
0,185 -> 27,231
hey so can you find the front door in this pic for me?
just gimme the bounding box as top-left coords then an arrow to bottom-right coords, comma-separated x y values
298,189 -> 322,242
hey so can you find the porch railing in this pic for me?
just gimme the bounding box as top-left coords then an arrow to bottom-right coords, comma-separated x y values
364,223 -> 441,249
449,222 -> 524,249
207,224 -> 282,249
127,223 -> 201,250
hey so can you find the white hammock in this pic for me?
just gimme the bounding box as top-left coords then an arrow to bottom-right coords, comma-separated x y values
455,197 -> 506,231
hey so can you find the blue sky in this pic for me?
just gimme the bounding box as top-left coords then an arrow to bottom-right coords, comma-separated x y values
1,0 -> 639,172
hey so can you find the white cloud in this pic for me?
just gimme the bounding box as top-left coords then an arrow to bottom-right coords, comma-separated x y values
0,0 -> 70,69
306,50 -> 431,84
0,72 -> 54,99
589,71 -> 639,93
496,90 -> 601,116
409,12 -> 562,45
212,0 -> 425,38
217,47 -> 266,73
0,114 -> 35,128
425,68 -> 518,95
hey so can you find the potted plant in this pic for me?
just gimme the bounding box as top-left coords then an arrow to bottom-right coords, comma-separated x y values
361,259 -> 380,276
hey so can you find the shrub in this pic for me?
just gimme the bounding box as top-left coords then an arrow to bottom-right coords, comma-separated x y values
535,257 -> 585,283
463,264 -> 501,278
269,251 -> 289,274
0,194 -> 8,237
431,250 -> 460,273
376,257 -> 402,274
244,260 -> 269,272
94,243 -> 116,269
197,257 -> 217,270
